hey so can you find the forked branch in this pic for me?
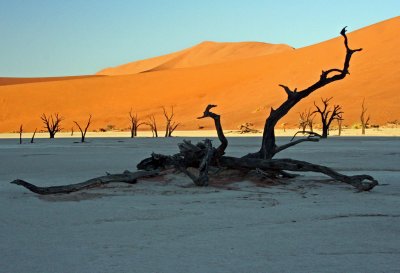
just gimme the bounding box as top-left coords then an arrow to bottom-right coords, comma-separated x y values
73,114 -> 92,143
198,104 -> 228,156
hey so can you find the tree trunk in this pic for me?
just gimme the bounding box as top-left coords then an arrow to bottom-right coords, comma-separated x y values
322,123 -> 328,138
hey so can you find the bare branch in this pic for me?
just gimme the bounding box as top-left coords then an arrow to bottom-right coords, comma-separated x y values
274,137 -> 319,154
30,128 -> 37,143
279,84 -> 297,98
19,124 -> 23,144
146,115 -> 158,137
73,115 -> 92,143
198,104 -> 227,156
10,170 -> 158,195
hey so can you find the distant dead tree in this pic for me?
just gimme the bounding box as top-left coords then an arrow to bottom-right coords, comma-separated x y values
128,109 -> 144,138
41,113 -> 63,139
312,97 -> 343,138
239,122 -> 260,134
162,106 -> 179,137
71,127 -> 74,136
360,99 -> 370,135
31,128 -> 37,143
73,115 -> 92,143
337,115 -> 344,136
146,115 -> 158,137
281,122 -> 287,132
298,109 -> 314,132
19,125 -> 23,144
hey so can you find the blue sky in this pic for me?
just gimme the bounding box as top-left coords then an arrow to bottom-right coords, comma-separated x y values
0,0 -> 398,77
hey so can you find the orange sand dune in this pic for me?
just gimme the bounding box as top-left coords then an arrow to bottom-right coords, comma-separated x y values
0,17 -> 398,134
0,75 -> 102,86
96,41 -> 293,75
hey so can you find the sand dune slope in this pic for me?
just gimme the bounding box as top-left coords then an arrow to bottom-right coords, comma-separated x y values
0,17 -> 398,133
96,41 -> 293,75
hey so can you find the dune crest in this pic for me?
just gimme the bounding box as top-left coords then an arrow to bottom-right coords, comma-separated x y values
96,41 -> 294,75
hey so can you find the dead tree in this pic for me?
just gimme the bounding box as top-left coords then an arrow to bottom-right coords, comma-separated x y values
281,123 -> 287,132
239,123 -> 260,134
19,125 -> 23,144
337,116 -> 344,136
254,27 -> 361,159
11,27 -> 378,195
360,99 -> 370,135
31,128 -> 37,143
73,115 -> 92,143
129,109 -> 144,138
41,113 -> 63,139
298,109 -> 314,133
162,106 -> 179,137
312,97 -> 343,138
146,115 -> 158,137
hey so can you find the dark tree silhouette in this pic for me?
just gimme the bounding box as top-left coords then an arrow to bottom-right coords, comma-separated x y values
129,109 -> 144,138
11,27 -> 379,194
73,115 -> 92,143
298,109 -> 314,133
255,27 -> 361,159
239,123 -> 260,134
312,97 -> 343,138
30,128 -> 37,143
337,116 -> 344,136
360,98 -> 370,135
41,113 -> 63,139
146,115 -> 158,137
19,125 -> 23,144
162,106 -> 179,137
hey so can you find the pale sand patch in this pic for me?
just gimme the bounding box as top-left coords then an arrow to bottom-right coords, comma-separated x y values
1,137 -> 399,272
0,127 -> 399,139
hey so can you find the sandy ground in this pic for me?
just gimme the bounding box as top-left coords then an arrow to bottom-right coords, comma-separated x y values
0,127 -> 399,139
0,136 -> 399,273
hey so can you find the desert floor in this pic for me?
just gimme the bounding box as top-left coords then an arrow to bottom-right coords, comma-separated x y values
0,136 -> 399,272
1,127 -> 399,139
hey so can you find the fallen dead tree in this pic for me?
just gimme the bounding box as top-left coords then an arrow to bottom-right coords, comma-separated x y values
11,171 -> 158,195
10,27 -> 378,194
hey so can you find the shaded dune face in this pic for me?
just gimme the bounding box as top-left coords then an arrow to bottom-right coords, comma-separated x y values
0,17 -> 398,133
0,75 -> 102,87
